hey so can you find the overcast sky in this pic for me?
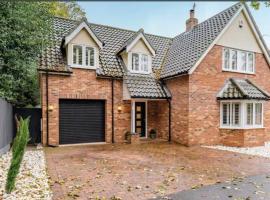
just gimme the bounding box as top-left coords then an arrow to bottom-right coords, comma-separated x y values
78,1 -> 270,48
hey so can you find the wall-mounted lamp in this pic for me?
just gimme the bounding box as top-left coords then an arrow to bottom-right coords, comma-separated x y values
117,105 -> 122,112
239,20 -> 243,28
48,105 -> 54,112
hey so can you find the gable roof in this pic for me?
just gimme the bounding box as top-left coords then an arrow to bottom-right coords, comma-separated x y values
117,28 -> 156,56
160,3 -> 242,79
217,78 -> 270,100
64,20 -> 103,49
38,17 -> 171,77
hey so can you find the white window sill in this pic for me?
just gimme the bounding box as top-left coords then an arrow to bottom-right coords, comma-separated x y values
222,69 -> 255,75
129,70 -> 150,75
220,126 -> 264,130
70,65 -> 97,70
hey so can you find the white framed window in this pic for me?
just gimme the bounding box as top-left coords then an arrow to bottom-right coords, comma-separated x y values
130,53 -> 150,73
220,101 -> 263,129
221,102 -> 241,127
73,45 -> 83,65
85,47 -> 95,67
222,48 -> 255,74
71,44 -> 97,68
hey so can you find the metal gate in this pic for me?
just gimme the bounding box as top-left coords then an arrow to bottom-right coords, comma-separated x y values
14,108 -> 42,144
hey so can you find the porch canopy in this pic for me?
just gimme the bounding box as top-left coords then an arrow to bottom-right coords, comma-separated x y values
217,78 -> 270,100
123,73 -> 171,99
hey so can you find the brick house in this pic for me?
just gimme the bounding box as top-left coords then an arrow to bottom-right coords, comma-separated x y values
38,2 -> 270,147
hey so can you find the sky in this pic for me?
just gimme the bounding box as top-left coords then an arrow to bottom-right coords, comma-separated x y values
78,1 -> 270,48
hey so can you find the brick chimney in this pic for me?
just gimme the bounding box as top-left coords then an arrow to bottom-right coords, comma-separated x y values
186,3 -> 198,31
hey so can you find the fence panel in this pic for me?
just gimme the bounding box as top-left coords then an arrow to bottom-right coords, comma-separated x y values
0,98 -> 13,155
14,108 -> 42,144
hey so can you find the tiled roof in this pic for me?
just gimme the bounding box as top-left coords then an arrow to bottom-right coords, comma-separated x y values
217,78 -> 270,100
160,3 -> 242,79
38,17 -> 171,77
124,73 -> 171,99
116,28 -> 156,55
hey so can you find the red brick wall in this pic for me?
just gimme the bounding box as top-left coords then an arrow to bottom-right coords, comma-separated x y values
40,69 -> 131,146
165,75 -> 189,145
148,101 -> 169,140
188,45 -> 270,146
40,68 -> 168,146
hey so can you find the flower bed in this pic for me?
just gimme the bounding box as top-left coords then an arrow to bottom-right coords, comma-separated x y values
0,149 -> 52,199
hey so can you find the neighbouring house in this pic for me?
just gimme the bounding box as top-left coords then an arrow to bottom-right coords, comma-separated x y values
38,2 -> 270,147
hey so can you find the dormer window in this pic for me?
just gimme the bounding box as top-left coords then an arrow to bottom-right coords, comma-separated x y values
131,53 -> 149,73
71,44 -> 96,68
85,47 -> 95,67
73,45 -> 83,65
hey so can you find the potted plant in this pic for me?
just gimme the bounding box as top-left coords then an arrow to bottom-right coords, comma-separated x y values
149,129 -> 157,139
125,131 -> 131,143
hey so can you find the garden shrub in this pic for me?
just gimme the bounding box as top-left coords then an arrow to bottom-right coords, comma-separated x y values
5,117 -> 30,193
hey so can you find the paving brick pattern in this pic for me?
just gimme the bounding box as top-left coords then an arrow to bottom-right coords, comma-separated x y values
45,142 -> 270,200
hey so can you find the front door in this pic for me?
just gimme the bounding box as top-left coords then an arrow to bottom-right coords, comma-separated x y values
135,102 -> 146,137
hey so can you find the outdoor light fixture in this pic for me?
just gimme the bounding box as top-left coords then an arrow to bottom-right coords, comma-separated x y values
239,20 -> 243,28
117,105 -> 122,112
48,105 -> 54,111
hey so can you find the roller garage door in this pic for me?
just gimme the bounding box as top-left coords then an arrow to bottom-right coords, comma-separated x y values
59,99 -> 105,144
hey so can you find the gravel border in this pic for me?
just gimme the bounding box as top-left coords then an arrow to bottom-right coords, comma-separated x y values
0,148 -> 52,200
204,142 -> 270,158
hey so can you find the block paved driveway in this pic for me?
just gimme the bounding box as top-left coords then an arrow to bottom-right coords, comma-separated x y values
45,141 -> 270,200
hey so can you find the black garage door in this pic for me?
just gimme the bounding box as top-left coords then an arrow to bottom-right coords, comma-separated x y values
59,99 -> 105,144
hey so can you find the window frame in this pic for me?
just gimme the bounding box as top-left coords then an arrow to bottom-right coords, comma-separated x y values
220,100 -> 264,129
129,52 -> 151,74
222,47 -> 255,74
71,44 -> 98,69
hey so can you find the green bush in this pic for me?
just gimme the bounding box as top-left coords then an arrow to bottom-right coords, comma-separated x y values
5,117 -> 30,193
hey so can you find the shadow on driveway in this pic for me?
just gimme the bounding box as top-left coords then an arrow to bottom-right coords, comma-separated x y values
154,174 -> 270,200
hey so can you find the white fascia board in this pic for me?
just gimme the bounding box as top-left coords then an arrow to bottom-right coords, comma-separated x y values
241,6 -> 270,66
188,5 -> 244,75
64,21 -> 103,49
189,4 -> 270,75
126,33 -> 156,56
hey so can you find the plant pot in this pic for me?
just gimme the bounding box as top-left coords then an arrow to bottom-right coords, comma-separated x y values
125,131 -> 131,144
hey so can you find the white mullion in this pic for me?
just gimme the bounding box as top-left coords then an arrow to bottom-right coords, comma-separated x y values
76,47 -> 79,64
131,101 -> 135,133
253,102 -> 256,126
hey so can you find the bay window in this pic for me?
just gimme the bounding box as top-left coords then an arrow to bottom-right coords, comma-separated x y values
221,101 -> 263,128
222,48 -> 255,73
131,53 -> 149,73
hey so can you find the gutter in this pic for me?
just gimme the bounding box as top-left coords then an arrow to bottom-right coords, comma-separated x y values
111,79 -> 115,143
159,80 -> 172,142
45,72 -> 54,147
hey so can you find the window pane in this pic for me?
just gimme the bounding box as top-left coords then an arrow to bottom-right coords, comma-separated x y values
248,53 -> 254,72
222,103 -> 230,125
73,45 -> 82,65
233,103 -> 240,126
141,54 -> 148,72
240,51 -> 246,72
231,50 -> 237,70
246,103 -> 253,125
223,48 -> 230,69
86,47 -> 95,66
132,53 -> 139,71
255,103 -> 262,125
